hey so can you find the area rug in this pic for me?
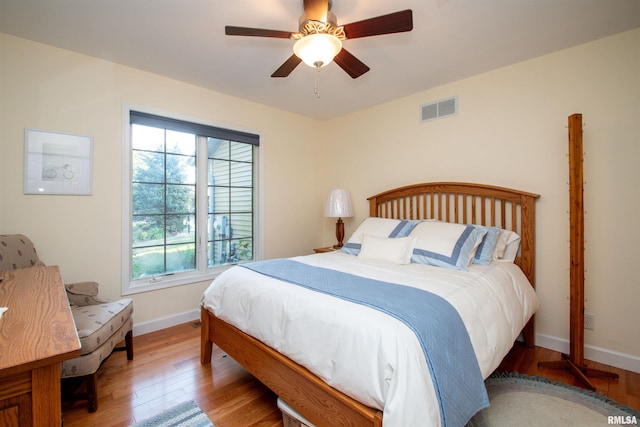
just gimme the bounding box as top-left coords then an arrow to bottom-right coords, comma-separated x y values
132,400 -> 214,427
467,372 -> 640,427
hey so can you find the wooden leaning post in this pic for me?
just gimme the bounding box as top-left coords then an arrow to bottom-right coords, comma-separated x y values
538,113 -> 618,390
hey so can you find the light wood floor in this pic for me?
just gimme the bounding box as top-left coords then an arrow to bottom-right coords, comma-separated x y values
62,321 -> 640,426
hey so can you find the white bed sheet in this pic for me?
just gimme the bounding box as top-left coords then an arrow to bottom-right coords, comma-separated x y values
201,251 -> 539,427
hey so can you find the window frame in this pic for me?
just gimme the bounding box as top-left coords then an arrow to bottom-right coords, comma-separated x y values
121,106 -> 262,295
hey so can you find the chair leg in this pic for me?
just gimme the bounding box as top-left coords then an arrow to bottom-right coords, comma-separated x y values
85,372 -> 98,413
114,329 -> 134,360
125,329 -> 134,360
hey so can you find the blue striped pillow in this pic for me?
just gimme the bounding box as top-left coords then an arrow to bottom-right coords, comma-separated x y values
409,221 -> 488,270
472,226 -> 501,265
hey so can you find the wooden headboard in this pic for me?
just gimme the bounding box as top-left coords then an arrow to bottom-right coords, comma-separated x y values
368,182 -> 540,289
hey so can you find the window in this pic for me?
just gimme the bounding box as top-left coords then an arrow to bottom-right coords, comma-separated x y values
123,110 -> 259,294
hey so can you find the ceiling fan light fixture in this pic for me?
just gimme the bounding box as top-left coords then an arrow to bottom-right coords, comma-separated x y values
293,33 -> 342,68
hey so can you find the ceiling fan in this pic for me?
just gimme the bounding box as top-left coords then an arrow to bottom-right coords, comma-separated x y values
225,0 -> 413,79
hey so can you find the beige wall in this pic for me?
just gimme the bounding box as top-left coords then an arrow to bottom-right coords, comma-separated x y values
0,33 -> 325,329
323,28 -> 640,370
2,28 -> 639,371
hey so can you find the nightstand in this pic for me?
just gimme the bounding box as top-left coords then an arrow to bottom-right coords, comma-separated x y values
313,246 -> 339,253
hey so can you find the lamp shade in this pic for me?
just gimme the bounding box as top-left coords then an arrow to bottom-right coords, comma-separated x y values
293,33 -> 343,68
324,189 -> 354,218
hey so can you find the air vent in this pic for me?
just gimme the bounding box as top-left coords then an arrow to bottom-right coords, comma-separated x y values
420,96 -> 458,122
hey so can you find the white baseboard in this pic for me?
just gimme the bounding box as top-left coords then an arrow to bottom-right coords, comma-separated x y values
536,333 -> 640,374
132,308 -> 201,336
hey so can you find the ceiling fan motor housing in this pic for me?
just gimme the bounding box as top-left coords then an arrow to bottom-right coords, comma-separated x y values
294,11 -> 346,40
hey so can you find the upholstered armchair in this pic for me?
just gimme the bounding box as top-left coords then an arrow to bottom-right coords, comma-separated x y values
0,234 -> 133,413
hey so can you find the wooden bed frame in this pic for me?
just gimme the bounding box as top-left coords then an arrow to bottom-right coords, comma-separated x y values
201,182 -> 539,427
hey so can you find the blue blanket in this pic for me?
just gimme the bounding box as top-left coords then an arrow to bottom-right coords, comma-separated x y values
241,259 -> 489,427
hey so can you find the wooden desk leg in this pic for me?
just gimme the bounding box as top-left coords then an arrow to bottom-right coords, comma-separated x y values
32,363 -> 61,426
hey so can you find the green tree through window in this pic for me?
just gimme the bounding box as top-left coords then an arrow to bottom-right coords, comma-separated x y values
131,126 -> 196,278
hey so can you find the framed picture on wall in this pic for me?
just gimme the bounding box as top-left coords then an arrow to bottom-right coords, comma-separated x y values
24,128 -> 93,195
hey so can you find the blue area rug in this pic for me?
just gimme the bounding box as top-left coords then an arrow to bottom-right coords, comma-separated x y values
467,372 -> 640,427
132,400 -> 213,427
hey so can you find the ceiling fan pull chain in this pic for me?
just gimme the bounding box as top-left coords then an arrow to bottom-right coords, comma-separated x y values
314,62 -> 321,98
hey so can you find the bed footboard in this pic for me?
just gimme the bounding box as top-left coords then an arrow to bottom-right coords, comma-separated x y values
200,307 -> 383,427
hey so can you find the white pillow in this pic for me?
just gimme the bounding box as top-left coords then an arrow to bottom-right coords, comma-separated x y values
342,217 -> 420,255
358,234 -> 417,264
493,229 -> 521,262
409,221 -> 487,270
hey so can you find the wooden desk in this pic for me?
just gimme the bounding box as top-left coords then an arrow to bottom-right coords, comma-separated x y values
0,266 -> 81,426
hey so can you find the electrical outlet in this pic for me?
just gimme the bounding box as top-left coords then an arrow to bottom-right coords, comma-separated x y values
584,313 -> 595,330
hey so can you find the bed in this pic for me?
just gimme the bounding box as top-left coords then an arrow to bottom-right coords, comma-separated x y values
201,182 -> 539,427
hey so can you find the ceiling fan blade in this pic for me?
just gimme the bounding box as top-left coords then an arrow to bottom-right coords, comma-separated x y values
333,48 -> 370,79
343,9 -> 413,39
225,26 -> 292,39
271,54 -> 303,78
303,0 -> 329,22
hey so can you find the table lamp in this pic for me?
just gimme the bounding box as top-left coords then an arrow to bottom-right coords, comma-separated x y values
324,189 -> 354,248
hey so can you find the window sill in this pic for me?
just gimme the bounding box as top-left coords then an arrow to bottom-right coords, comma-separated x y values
122,267 -> 231,295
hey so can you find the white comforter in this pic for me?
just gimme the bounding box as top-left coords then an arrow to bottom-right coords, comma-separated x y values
201,252 -> 539,427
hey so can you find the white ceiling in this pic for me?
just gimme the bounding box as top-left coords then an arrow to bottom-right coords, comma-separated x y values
1,0 -> 639,120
